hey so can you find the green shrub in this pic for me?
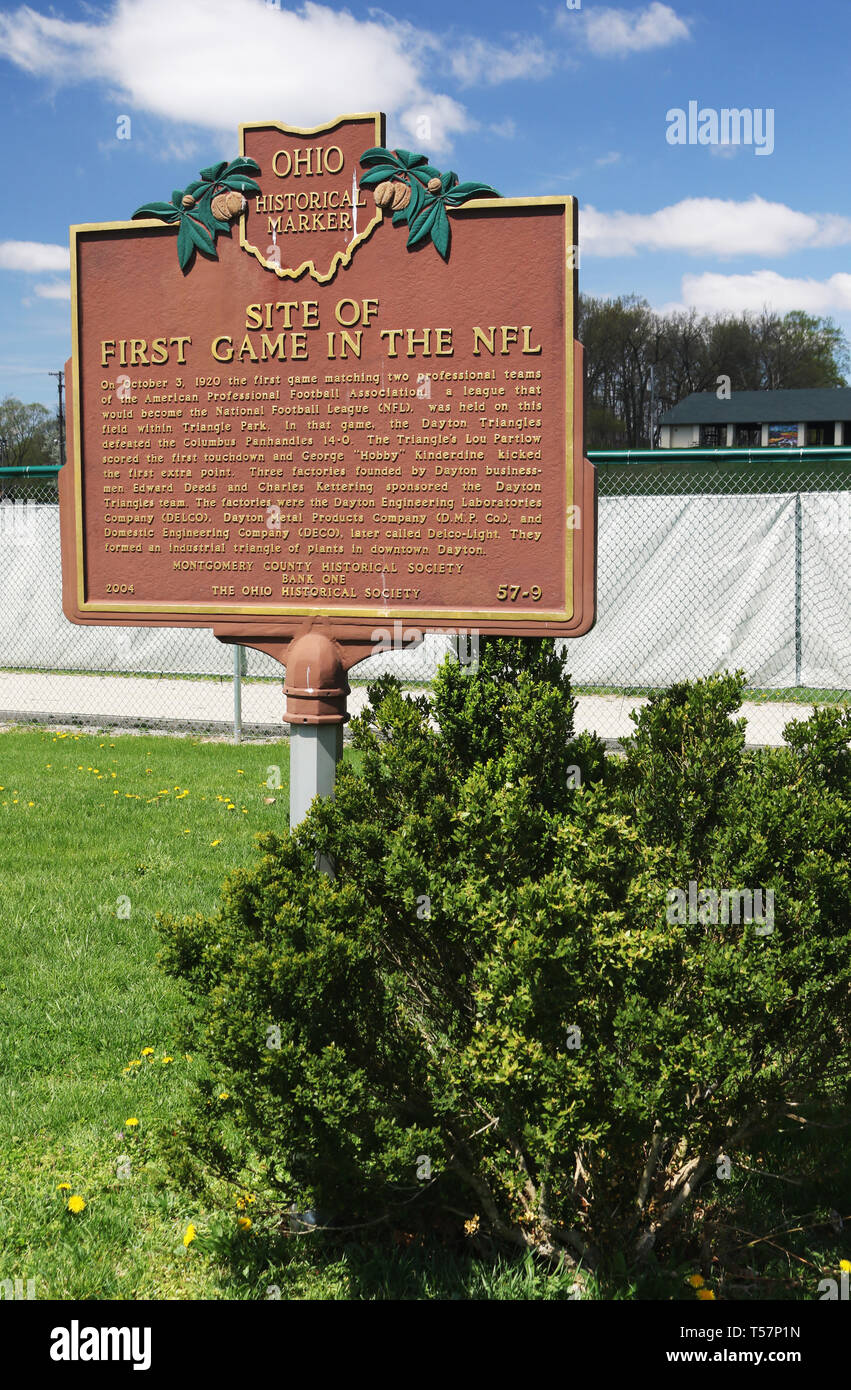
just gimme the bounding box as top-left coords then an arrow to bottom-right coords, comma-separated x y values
156,645 -> 851,1273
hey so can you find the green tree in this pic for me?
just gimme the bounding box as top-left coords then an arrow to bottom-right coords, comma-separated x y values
579,298 -> 850,447
0,396 -> 57,469
157,650 -> 851,1276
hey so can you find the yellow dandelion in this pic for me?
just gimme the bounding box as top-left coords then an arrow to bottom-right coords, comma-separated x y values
237,1216 -> 252,1230
125,1117 -> 139,1127
210,840 -> 221,847
67,1195 -> 86,1213
218,1092 -> 230,1100
687,1273 -> 705,1288
840,1259 -> 851,1273
183,1223 -> 197,1247
27,801 -> 34,807
127,1058 -> 142,1067
162,1056 -> 173,1064
57,1182 -> 71,1191
141,1047 -> 154,1056
184,1053 -> 192,1061
696,1288 -> 715,1300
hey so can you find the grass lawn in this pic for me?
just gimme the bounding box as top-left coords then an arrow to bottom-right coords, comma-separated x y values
0,728 -> 582,1301
0,727 -> 292,1300
1,726 -> 849,1302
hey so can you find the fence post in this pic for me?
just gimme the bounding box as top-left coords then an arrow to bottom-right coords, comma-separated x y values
233,643 -> 243,742
794,492 -> 802,688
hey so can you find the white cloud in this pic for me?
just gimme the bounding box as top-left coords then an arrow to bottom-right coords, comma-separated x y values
595,150 -> 622,167
34,281 -> 71,301
447,36 -> 556,86
369,10 -> 558,86
581,196 -> 851,259
670,270 -> 851,317
392,95 -> 478,155
0,0 -> 546,154
583,3 -> 691,57
0,241 -> 71,272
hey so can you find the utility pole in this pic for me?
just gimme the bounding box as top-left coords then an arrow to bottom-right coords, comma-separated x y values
649,363 -> 657,448
48,370 -> 65,467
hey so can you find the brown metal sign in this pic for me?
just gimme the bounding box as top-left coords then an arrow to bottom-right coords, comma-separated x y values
60,112 -> 596,647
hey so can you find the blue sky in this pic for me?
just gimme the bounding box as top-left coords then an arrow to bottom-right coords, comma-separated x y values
2,0 -> 851,408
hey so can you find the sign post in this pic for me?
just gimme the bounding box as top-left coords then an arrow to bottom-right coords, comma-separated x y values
60,112 -> 596,828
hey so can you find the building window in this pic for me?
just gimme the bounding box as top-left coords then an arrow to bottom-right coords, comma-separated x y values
734,423 -> 761,446
699,424 -> 725,447
805,422 -> 833,446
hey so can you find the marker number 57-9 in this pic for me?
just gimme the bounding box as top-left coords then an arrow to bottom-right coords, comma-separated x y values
497,584 -> 542,601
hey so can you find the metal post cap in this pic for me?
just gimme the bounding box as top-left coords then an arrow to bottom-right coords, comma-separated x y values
282,631 -> 350,726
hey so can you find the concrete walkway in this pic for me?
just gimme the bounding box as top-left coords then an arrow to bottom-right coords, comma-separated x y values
0,669 -> 826,745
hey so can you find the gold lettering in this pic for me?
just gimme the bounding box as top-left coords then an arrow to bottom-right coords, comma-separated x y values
380,328 -> 404,357
211,335 -> 234,362
237,334 -> 259,362
472,327 -> 496,356
259,333 -> 287,361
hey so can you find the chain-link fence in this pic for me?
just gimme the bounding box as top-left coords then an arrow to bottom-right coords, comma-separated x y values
1,451 -> 848,744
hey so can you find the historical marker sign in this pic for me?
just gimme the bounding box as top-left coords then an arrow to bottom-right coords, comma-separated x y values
60,113 -> 595,645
